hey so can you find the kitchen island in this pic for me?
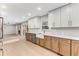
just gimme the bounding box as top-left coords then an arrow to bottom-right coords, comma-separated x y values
25,32 -> 79,56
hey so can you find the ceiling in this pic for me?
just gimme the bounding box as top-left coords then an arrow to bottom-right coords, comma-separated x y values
0,3 -> 67,25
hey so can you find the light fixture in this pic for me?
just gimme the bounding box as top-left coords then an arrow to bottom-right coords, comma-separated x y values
1,5 -> 7,9
37,7 -> 42,11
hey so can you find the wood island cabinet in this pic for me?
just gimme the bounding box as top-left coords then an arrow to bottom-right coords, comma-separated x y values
59,38 -> 71,56
36,38 -> 40,45
51,36 -> 71,56
26,33 -> 79,56
44,36 -> 52,49
25,33 -> 31,41
39,38 -> 45,47
25,33 -> 36,43
51,37 -> 59,53
72,40 -> 79,56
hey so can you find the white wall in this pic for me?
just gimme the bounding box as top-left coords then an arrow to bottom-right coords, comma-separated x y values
3,25 -> 17,35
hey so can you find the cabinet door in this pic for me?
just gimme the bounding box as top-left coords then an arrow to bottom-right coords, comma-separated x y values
53,8 -> 61,27
25,33 -> 29,41
72,40 -> 79,56
44,36 -> 52,49
61,4 -> 70,27
39,39 -> 45,47
51,37 -> 59,52
36,17 -> 42,29
48,13 -> 54,28
33,18 -> 39,28
59,39 -> 70,56
41,15 -> 48,26
36,38 -> 40,45
70,4 -> 79,27
29,34 -> 31,41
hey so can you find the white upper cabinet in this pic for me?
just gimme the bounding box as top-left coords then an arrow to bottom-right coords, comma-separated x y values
48,4 -> 79,28
48,8 -> 61,28
28,19 -> 34,28
41,15 -> 49,29
34,17 -> 42,28
28,3 -> 79,29
53,8 -> 61,27
28,17 -> 42,29
48,12 -> 55,28
70,4 -> 79,27
60,4 -> 71,27
50,8 -> 61,27
41,15 -> 48,26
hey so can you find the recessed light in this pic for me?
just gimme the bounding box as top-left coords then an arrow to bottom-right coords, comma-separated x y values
37,7 -> 42,11
1,5 -> 7,9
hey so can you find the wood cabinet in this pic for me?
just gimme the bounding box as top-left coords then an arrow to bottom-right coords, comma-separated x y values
59,38 -> 71,56
44,36 -> 52,49
25,33 -> 31,41
36,38 -> 40,45
51,37 -> 59,53
39,38 -> 45,47
25,33 -> 36,42
51,36 -> 71,56
26,33 -> 79,56
72,40 -> 79,56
